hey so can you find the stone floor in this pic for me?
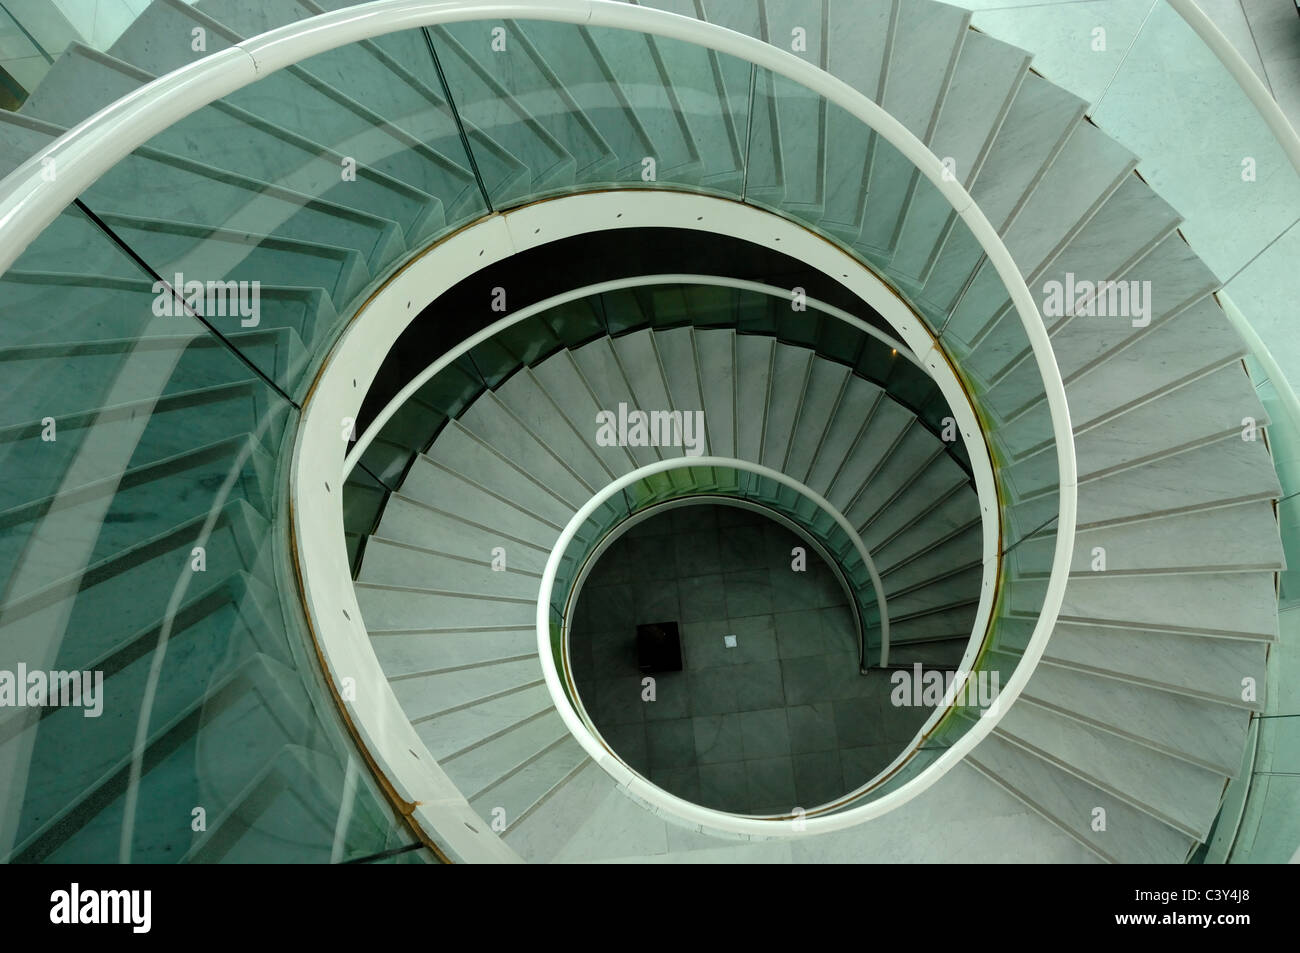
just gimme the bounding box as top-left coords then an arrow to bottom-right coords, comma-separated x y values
569,503 -> 931,815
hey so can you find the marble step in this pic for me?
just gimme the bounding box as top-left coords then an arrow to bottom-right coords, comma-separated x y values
757,0 -> 832,220
432,18 -> 614,184
953,174 -> 1182,376
1004,434 -> 1282,535
0,111 -> 404,277
199,0 -> 537,203
531,350 -> 642,478
858,452 -> 974,552
847,432 -> 963,536
872,486 -> 983,573
1004,363 -> 1268,496
512,21 -> 658,182
12,652 -> 317,863
1013,500 -> 1284,576
1,568 -> 283,857
493,367 -> 617,491
886,603 -> 977,645
785,357 -> 851,486
0,379 -> 278,511
370,626 -> 539,679
734,334 -> 776,464
1017,661 -> 1250,776
441,710 -> 572,801
823,392 -> 912,512
354,582 -> 536,633
879,521 -> 982,593
816,0 -> 893,241
995,701 -> 1227,840
616,1 -> 745,191
999,119 -> 1138,280
891,29 -> 1029,279
27,42 -> 441,242
883,564 -> 984,617
1041,622 -> 1268,713
415,681 -> 556,762
696,0 -> 782,206
419,414 -> 582,519
693,328 -> 738,459
469,734 -> 591,835
391,655 -> 546,724
584,22 -> 705,184
653,325 -> 712,455
762,344 -> 815,472
0,293 -> 319,433
372,494 -> 553,576
108,0 -> 483,221
0,434 -> 272,586
358,535 -> 541,599
837,419 -> 934,517
966,729 -> 1194,864
921,72 -> 1088,312
857,1 -> 971,256
571,336 -> 659,467
1038,572 -> 1279,642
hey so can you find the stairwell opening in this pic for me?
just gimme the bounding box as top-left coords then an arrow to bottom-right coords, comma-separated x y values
567,501 -> 932,815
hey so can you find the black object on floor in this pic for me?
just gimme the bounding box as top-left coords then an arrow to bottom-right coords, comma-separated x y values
636,621 -> 683,673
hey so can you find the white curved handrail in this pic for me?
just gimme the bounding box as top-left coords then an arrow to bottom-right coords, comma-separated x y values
1,0 -> 1076,841
1166,0 -> 1300,178
537,456 -> 895,831
342,274 -> 917,475
545,454 -> 888,671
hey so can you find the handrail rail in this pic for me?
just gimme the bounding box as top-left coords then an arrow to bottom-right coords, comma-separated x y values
1217,293 -> 1300,430
1211,290 -> 1300,863
343,274 -> 918,476
1166,0 -> 1300,178
538,455 -> 892,829
1,0 -> 1076,839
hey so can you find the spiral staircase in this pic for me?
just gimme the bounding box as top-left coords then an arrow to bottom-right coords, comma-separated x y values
0,0 -> 1292,864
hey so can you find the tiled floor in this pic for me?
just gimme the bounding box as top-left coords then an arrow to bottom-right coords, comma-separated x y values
570,504 -> 931,815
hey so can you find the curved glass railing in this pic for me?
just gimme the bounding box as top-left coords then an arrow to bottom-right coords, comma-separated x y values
958,0 -> 1300,863
0,6 -> 1074,857
549,463 -> 884,693
343,280 -> 969,575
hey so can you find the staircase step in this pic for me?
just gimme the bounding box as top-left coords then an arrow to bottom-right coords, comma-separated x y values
417,426 -> 578,530
693,328 -> 738,459
734,334 -> 776,463
857,1 -> 970,256
921,73 -> 1087,311
372,494 -> 552,575
1018,661 -> 1250,775
967,729 -> 1194,864
392,655 -> 546,724
532,350 -> 640,478
358,536 -> 541,598
1041,622 -> 1268,712
468,734 -> 590,834
26,42 -> 441,242
762,344 -> 814,472
370,627 -> 538,680
891,29 -> 1028,279
442,710 -> 571,800
415,682 -> 555,762
816,0 -> 892,241
996,701 -> 1227,839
